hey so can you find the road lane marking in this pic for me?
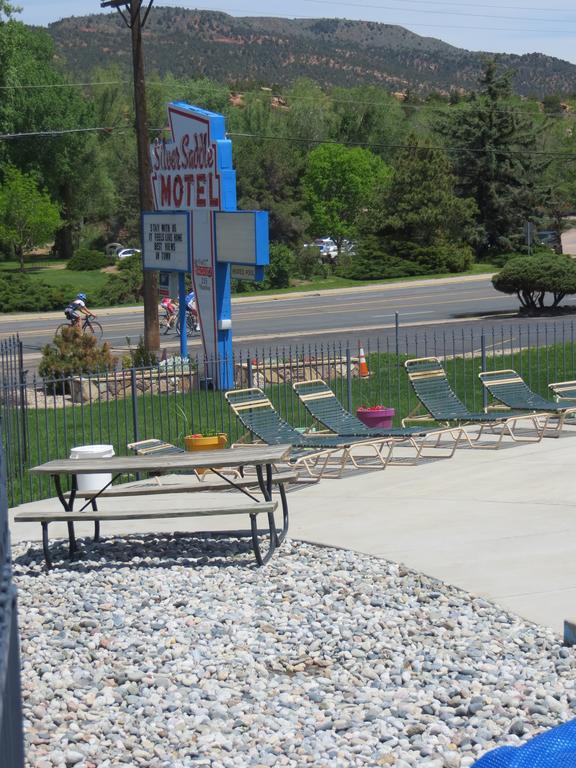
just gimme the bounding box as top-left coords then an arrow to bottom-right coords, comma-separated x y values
372,311 -> 434,318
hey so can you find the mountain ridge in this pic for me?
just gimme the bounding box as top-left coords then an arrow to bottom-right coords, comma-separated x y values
45,8 -> 576,97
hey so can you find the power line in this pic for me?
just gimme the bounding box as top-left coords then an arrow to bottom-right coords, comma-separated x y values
174,3 -> 575,32
229,130 -> 576,157
0,126 -> 131,139
303,0 -> 576,24
0,80 -> 130,91
0,123 -> 574,159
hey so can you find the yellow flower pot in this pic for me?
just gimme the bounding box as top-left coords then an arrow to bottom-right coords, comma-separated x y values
184,433 -> 228,452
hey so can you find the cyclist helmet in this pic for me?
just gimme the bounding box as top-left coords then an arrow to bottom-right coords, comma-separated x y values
76,293 -> 87,301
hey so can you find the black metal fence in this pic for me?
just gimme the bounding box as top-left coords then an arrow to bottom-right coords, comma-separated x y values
0,429 -> 25,765
3,318 -> 576,506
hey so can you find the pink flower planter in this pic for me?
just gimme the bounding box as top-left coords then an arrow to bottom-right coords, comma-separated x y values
356,406 -> 395,429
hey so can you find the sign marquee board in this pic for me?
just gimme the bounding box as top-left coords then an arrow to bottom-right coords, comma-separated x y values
214,211 -> 269,266
142,211 -> 191,272
149,102 -> 269,388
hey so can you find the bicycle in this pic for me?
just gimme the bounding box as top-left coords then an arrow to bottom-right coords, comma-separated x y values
160,303 -> 200,337
176,310 -> 200,337
56,315 -> 103,340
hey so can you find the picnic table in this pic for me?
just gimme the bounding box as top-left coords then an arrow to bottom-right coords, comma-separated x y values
20,444 -> 293,568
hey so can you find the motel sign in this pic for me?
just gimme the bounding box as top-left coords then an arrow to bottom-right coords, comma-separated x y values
144,102 -> 269,389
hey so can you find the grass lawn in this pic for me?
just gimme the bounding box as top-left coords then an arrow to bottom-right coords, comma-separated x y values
5,335 -> 575,505
234,263 -> 497,297
0,258 -> 109,297
32,267 -> 109,296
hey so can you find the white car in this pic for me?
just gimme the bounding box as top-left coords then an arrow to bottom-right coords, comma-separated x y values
117,248 -> 141,260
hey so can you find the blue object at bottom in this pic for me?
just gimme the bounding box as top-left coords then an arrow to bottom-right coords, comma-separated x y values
472,720 -> 576,767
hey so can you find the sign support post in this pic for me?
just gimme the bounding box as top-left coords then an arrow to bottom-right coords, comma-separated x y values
178,272 -> 187,358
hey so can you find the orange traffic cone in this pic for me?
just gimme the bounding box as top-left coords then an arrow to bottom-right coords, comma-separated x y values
358,347 -> 370,378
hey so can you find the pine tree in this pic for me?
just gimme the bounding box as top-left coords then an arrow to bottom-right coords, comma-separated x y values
347,136 -> 478,279
438,61 -> 551,256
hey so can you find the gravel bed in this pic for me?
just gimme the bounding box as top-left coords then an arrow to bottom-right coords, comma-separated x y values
12,533 -> 576,768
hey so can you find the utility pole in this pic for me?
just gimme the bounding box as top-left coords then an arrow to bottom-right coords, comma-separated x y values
101,0 -> 159,352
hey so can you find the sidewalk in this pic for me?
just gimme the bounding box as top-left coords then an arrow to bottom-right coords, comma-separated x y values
10,428 -> 576,635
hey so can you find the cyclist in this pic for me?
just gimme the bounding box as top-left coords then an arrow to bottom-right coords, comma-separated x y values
64,293 -> 95,328
185,290 -> 199,331
160,296 -> 178,331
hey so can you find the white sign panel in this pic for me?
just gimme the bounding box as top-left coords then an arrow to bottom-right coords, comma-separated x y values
191,210 -> 218,363
142,211 -> 190,272
215,212 -> 256,264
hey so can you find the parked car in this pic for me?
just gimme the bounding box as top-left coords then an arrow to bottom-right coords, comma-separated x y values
117,248 -> 142,260
314,237 -> 338,262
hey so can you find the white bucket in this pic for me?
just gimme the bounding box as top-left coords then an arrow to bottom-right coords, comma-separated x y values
69,444 -> 115,492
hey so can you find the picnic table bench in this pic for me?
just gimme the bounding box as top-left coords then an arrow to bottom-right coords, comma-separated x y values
18,445 -> 294,568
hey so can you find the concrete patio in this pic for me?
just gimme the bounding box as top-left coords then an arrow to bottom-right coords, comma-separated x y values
10,426 -> 576,635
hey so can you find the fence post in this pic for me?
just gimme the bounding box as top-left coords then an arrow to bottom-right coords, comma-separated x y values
0,438 -> 25,767
395,312 -> 401,413
130,367 -> 140,445
17,341 -> 27,464
481,333 -> 488,411
346,346 -> 352,412
247,356 -> 253,388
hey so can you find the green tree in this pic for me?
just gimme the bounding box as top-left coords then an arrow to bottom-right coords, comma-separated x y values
231,90 -> 310,244
438,61 -> 551,256
370,135 -> 478,248
0,166 -> 62,271
302,143 -> 392,249
330,86 -> 406,162
5,26 -> 114,258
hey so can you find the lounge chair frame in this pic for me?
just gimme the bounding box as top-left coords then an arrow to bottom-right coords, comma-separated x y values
292,378 -> 465,462
479,369 -> 576,436
405,357 -> 547,448
225,388 -> 395,478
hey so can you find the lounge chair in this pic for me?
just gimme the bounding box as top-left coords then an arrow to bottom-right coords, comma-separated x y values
292,378 -> 464,460
405,357 -> 547,447
479,369 -> 576,435
549,379 -> 576,404
225,387 -> 396,478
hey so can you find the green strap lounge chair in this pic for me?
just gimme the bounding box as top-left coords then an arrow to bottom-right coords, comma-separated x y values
292,378 -> 464,460
479,369 -> 576,435
225,387 -> 395,478
549,380 -> 576,404
405,357 -> 547,447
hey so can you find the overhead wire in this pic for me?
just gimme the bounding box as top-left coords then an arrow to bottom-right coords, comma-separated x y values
1,123 -> 574,160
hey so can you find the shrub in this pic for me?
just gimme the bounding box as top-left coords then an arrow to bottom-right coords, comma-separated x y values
391,242 -> 474,273
94,254 -> 143,306
125,336 -> 158,368
0,273 -> 71,312
39,325 -> 115,383
341,236 -> 423,280
492,254 -> 576,311
67,249 -> 110,271
263,244 -> 295,289
295,246 -> 326,280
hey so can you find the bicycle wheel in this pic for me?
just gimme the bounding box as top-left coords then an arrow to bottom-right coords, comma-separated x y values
84,319 -> 103,340
186,313 -> 199,335
55,323 -> 71,336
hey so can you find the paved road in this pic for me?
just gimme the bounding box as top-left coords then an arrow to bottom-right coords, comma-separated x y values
4,274 -> 576,366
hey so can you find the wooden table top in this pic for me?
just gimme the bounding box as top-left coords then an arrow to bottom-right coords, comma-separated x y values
30,444 -> 292,475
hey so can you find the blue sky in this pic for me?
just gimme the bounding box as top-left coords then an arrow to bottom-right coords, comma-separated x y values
16,0 -> 576,65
